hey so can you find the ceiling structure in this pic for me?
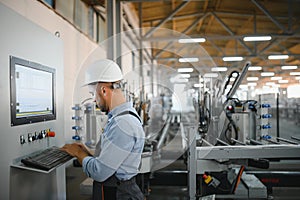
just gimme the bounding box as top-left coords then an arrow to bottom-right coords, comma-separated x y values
125,0 -> 300,88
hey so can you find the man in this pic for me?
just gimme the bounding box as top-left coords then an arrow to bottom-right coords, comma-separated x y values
62,59 -> 145,200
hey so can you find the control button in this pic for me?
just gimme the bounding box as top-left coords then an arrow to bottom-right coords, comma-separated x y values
20,135 -> 26,145
48,131 -> 56,137
28,133 -> 33,142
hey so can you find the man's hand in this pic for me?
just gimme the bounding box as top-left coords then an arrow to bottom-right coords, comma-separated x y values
61,143 -> 90,164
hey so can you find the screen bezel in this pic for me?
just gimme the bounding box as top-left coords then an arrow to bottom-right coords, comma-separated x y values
10,56 -> 56,126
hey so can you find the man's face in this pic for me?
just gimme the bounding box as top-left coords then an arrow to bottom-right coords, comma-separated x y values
93,83 -> 109,113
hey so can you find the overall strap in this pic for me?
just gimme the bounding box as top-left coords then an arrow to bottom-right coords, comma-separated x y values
115,110 -> 142,124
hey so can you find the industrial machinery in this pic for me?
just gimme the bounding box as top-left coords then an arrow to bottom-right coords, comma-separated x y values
187,61 -> 300,199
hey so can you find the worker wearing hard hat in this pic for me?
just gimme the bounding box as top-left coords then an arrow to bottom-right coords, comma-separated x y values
62,59 -> 145,200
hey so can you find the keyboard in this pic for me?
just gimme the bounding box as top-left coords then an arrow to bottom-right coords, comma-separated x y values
21,146 -> 73,171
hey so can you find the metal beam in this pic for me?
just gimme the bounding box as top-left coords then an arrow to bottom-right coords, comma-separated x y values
260,38 -> 281,54
211,12 -> 253,54
142,34 -> 300,42
208,40 -> 225,56
142,11 -> 291,24
251,0 -> 289,33
116,0 -> 122,66
143,1 -> 189,38
154,13 -> 210,58
139,2 -> 145,101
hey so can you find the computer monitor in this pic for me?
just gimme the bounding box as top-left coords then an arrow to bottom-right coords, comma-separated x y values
10,56 -> 56,126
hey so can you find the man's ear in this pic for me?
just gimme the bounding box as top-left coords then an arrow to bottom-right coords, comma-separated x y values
101,86 -> 106,96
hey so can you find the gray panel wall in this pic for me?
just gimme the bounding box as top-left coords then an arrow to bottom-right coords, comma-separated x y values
0,3 -> 65,199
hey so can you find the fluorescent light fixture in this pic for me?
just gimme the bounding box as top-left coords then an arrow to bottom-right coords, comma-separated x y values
248,66 -> 262,71
248,82 -> 257,86
243,35 -> 272,41
268,55 -> 289,60
211,67 -> 228,72
176,78 -> 189,83
180,74 -> 191,78
281,65 -> 298,70
261,72 -> 275,77
278,80 -> 289,84
204,73 -> 218,78
247,77 -> 259,81
179,57 -> 199,63
239,85 -> 248,89
178,38 -> 206,43
271,76 -> 282,80
266,82 -> 279,87
222,56 -> 243,61
177,68 -> 193,73
290,72 -> 300,76
266,82 -> 275,86
194,83 -> 203,88
295,76 -> 300,80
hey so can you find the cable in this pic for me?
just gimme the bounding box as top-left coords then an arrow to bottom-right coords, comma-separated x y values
231,165 -> 245,194
224,119 -> 238,145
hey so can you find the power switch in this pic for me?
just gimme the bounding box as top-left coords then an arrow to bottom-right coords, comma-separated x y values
20,135 -> 26,145
28,133 -> 33,143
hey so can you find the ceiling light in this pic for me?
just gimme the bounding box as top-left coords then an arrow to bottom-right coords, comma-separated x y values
176,78 -> 189,83
248,82 -> 257,86
239,85 -> 248,89
278,80 -> 289,84
178,38 -> 206,43
177,68 -> 193,73
222,56 -> 243,61
180,74 -> 191,78
268,55 -> 289,60
204,73 -> 218,78
194,83 -> 203,88
290,72 -> 300,76
281,65 -> 298,70
266,82 -> 275,86
247,77 -> 259,81
295,77 -> 300,80
248,66 -> 262,71
211,67 -> 228,72
179,57 -> 199,63
261,72 -> 275,77
271,77 -> 282,80
243,35 -> 272,42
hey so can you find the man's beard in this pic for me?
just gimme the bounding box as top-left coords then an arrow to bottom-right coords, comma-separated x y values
96,103 -> 109,114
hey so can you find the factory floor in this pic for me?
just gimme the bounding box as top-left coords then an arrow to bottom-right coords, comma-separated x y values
65,161 -> 189,200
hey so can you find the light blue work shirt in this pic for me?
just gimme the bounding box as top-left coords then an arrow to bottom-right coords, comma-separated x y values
82,102 -> 145,182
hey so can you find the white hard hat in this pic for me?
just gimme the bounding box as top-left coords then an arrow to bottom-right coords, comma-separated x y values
83,59 -> 123,86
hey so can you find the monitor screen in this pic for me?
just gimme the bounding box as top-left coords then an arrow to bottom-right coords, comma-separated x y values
10,56 -> 56,126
